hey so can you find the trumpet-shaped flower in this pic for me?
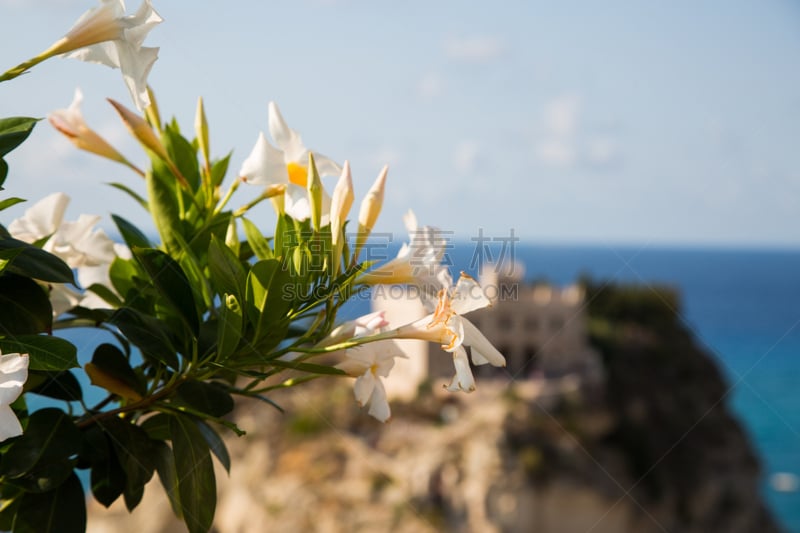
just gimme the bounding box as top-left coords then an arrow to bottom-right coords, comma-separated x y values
62,0 -> 163,111
321,311 -> 389,348
0,351 -> 29,442
393,272 -> 505,392
239,102 -> 341,221
359,210 -> 449,298
49,88 -> 143,175
7,192 -> 69,243
8,193 -> 125,314
336,341 -> 404,422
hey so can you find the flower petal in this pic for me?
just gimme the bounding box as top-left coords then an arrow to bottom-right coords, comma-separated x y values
366,378 -> 391,422
268,102 -> 306,163
311,152 -> 342,177
353,372 -> 376,407
0,353 -> 28,405
283,184 -> 312,221
115,43 -> 159,111
7,192 -> 70,243
462,318 -> 506,367
450,273 -> 490,315
445,347 -> 475,392
0,405 -> 23,443
240,132 -> 288,186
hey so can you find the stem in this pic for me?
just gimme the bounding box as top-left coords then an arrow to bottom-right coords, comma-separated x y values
214,177 -> 240,215
76,375 -> 187,429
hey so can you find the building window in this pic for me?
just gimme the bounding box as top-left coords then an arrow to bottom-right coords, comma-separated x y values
524,316 -> 539,330
549,317 -> 564,332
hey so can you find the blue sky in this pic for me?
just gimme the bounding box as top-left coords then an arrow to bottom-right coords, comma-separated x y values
1,0 -> 799,247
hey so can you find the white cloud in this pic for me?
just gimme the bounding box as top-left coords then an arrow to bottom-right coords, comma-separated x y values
535,93 -> 622,170
444,36 -> 505,64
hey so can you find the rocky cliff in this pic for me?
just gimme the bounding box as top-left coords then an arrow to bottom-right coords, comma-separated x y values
86,282 -> 781,532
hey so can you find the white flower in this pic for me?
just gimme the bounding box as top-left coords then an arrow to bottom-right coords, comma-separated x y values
46,214 -> 116,269
0,351 -> 29,443
280,311 -> 389,363
394,272 -> 505,392
8,194 -> 124,314
239,102 -> 341,221
321,311 -> 389,348
336,341 -> 404,422
63,0 -> 162,111
359,210 -> 450,299
7,192 -> 69,244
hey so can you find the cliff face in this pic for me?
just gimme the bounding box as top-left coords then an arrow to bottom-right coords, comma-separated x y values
87,283 -> 781,533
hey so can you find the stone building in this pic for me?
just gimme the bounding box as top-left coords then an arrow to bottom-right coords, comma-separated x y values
373,263 -> 603,400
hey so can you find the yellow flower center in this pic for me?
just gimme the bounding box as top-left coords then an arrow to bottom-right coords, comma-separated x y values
286,162 -> 307,187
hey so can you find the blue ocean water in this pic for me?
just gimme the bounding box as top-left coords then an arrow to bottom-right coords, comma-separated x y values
445,243 -> 800,532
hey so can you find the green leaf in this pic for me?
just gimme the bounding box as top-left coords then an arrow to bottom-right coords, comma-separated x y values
0,196 -> 24,211
104,418 -> 157,512
85,282 -> 124,308
89,343 -> 145,397
133,247 -> 200,336
109,307 -> 179,369
141,413 -> 171,441
0,408 -> 81,479
89,433 -> 126,508
108,256 -> 139,302
0,336 -> 78,371
170,414 -> 216,533
26,370 -> 82,402
246,259 -> 296,340
13,472 -> 85,533
163,120 -> 201,190
146,167 -> 182,256
209,153 -> 231,188
241,217 -> 272,260
112,213 -> 152,249
0,237 -> 74,283
245,259 -> 278,337
0,117 -> 38,188
0,117 -> 38,157
169,229 -> 213,310
196,420 -> 231,473
216,294 -> 242,361
0,273 -> 52,334
175,380 -> 234,417
153,441 -> 182,519
107,182 -> 148,211
208,236 -> 246,304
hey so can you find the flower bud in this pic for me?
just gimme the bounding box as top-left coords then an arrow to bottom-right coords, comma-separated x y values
306,153 -> 323,231
355,165 -> 388,257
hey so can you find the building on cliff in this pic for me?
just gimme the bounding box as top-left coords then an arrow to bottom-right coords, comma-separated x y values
372,262 -> 604,400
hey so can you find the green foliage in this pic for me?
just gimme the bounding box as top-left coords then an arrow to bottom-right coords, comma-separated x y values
0,37 -> 396,533
0,117 -> 38,188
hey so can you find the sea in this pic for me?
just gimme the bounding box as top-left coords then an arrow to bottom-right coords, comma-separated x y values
35,243 -> 800,531
436,242 -> 800,532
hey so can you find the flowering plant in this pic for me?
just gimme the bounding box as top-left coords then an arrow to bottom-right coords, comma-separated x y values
0,2 -> 505,532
